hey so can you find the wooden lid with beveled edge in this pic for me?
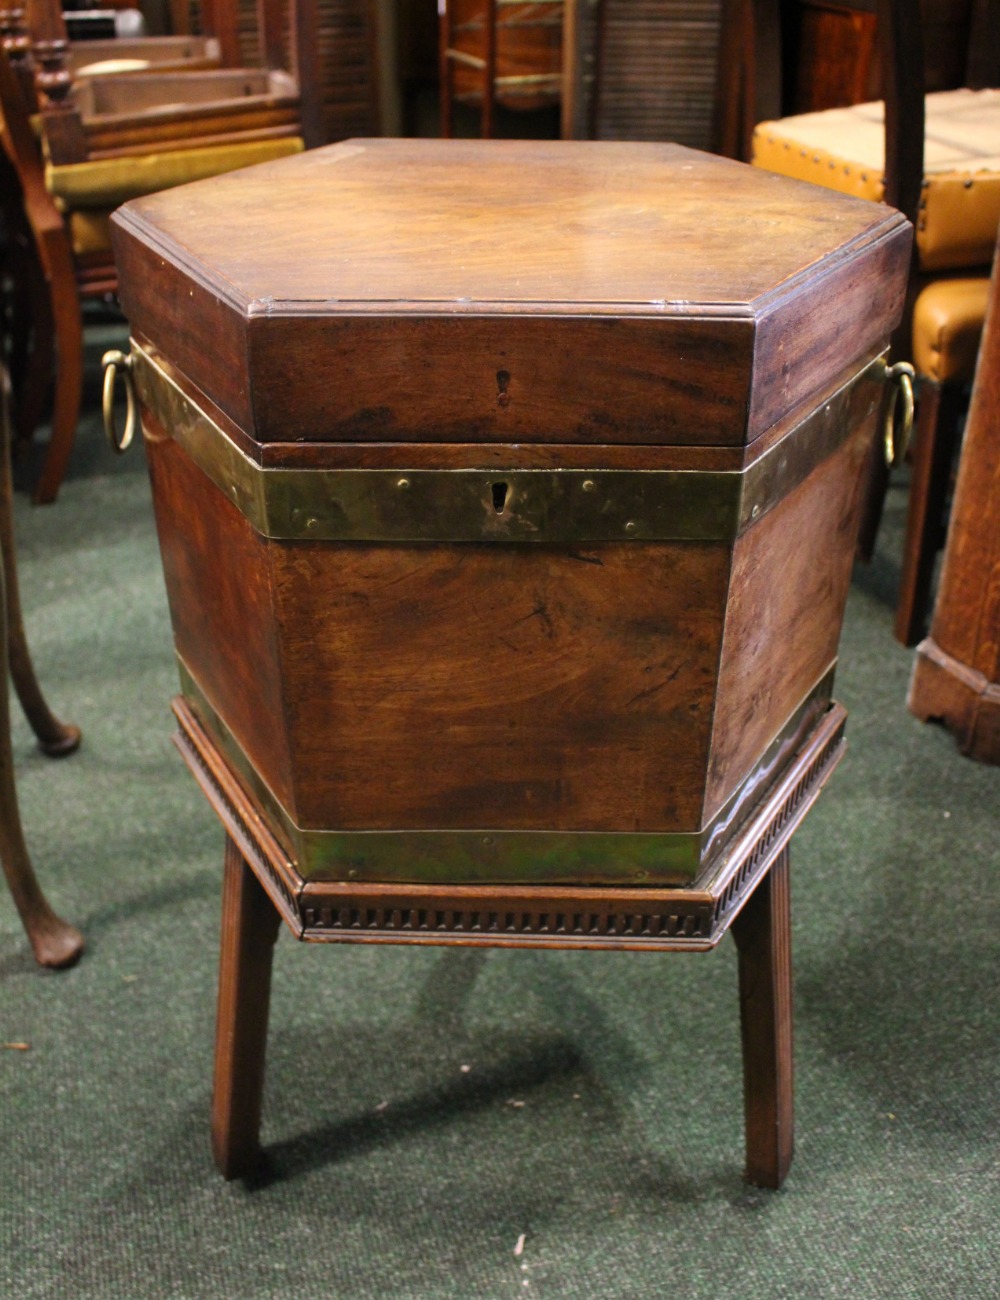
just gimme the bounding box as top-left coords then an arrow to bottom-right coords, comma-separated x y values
111,137 -> 912,450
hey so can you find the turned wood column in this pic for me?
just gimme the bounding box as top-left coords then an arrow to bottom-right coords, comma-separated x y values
908,231 -> 1000,765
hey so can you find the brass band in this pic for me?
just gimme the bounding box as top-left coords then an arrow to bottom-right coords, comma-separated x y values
176,656 -> 838,887
130,340 -> 888,544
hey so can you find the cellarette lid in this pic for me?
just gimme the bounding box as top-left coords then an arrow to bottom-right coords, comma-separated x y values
112,138 -> 911,448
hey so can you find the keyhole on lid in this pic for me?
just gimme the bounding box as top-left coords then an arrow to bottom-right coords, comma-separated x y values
492,481 -> 509,514
497,369 -> 511,408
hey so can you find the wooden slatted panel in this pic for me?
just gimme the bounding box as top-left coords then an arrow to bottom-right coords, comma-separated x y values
593,0 -> 724,149
315,0 -> 380,138
186,0 -> 379,141
447,0 -> 565,112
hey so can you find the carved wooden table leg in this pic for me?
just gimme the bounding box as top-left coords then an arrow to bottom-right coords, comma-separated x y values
732,847 -> 793,1190
0,370 -> 82,968
212,833 -> 281,1179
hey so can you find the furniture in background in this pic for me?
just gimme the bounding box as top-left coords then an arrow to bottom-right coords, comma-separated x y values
438,0 -> 738,152
748,0 -> 1000,647
585,0 -> 732,151
108,137 -> 911,1186
0,366 -> 82,967
66,32 -> 223,76
170,0 -> 380,147
0,4 -> 307,503
25,0 -> 323,160
908,229 -> 1000,765
439,0 -> 565,138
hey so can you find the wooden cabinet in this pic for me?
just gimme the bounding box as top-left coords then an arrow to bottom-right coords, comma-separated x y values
111,138 -> 910,884
109,139 -> 912,1184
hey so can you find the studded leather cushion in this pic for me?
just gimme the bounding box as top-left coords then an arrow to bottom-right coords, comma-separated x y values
752,88 -> 1000,272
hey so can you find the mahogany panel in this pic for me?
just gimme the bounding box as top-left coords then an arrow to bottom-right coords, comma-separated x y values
144,412 -> 297,808
273,537 -> 731,832
247,312 -> 755,447
256,439 -> 746,473
748,221 -> 911,439
703,410 -> 874,819
113,230 -> 254,436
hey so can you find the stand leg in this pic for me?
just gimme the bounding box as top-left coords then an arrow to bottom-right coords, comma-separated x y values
732,847 -> 793,1189
212,834 -> 281,1179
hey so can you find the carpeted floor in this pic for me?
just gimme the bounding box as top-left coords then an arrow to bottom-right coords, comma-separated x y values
2,316 -> 999,1299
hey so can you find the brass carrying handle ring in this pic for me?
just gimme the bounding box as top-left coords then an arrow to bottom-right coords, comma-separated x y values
102,350 -> 136,454
881,361 -> 915,467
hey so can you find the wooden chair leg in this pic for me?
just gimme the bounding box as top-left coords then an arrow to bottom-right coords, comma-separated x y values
212,833 -> 281,1179
0,714 -> 83,969
32,237 -> 83,506
0,372 -> 82,968
0,377 -> 80,755
732,846 -> 793,1189
11,251 -> 56,448
894,380 -> 965,647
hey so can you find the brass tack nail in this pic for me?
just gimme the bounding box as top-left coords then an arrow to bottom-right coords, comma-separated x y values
582,479 -> 596,493
624,521 -> 637,534
751,504 -> 761,519
397,477 -> 410,489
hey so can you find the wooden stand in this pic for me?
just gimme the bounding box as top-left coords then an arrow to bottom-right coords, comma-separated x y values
174,695 -> 847,1189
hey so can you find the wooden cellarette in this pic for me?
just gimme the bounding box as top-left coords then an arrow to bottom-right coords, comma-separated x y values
107,139 -> 912,1187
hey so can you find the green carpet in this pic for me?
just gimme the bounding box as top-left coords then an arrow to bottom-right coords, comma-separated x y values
2,318 -> 999,1298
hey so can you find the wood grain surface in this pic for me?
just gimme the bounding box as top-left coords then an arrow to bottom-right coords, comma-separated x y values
704,405 -> 875,818
908,232 -> 1000,763
144,409 -> 297,810
112,138 -> 911,448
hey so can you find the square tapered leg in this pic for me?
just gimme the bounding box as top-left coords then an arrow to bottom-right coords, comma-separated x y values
212,834 -> 281,1179
733,848 -> 794,1189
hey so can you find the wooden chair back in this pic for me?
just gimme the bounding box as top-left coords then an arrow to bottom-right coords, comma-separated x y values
745,0 -> 1000,223
24,0 -> 324,147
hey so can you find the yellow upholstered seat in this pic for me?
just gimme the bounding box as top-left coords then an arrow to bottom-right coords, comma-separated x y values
47,135 -> 304,212
913,277 -> 992,383
752,89 -> 1000,271
50,135 -> 304,258
65,209 -> 114,257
